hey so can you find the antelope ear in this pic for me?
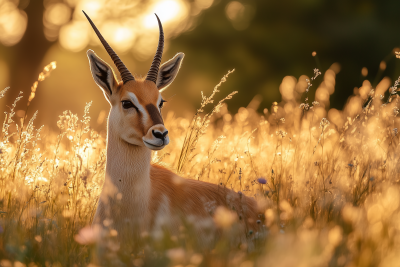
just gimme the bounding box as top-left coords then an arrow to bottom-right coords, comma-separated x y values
87,49 -> 119,100
156,52 -> 184,92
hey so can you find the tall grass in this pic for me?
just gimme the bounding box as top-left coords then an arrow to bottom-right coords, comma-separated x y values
1,58 -> 400,266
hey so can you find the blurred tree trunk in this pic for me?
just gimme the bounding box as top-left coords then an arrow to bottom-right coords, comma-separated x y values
1,1 -> 53,111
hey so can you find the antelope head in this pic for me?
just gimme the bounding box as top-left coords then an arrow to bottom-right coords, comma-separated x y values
83,11 -> 184,150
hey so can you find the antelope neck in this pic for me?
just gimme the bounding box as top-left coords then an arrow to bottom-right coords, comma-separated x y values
105,128 -> 151,187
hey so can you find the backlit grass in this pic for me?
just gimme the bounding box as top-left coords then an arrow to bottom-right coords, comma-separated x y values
1,59 -> 400,266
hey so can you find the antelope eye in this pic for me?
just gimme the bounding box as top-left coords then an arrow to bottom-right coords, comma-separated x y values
159,99 -> 166,109
121,100 -> 137,110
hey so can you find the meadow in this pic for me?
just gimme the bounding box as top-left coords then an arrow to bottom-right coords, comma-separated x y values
1,57 -> 400,267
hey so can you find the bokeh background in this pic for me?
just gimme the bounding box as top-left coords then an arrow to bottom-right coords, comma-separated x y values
0,0 -> 400,130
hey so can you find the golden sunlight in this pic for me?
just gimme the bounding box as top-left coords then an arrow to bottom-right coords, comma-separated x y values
191,0 -> 214,16
103,23 -> 135,53
45,3 -> 71,27
56,0 -> 195,58
225,1 -> 255,30
225,1 -> 244,21
59,21 -> 90,52
0,1 -> 27,46
78,0 -> 103,18
143,0 -> 185,28
43,2 -> 72,41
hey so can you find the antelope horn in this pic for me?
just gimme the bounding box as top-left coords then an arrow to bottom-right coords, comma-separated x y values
146,14 -> 164,84
83,11 -> 135,84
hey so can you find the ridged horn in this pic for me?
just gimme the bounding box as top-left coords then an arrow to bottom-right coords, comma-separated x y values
83,10 -> 135,84
146,14 -> 164,84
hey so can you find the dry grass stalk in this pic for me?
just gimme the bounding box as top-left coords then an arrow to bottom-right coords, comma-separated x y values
176,69 -> 237,173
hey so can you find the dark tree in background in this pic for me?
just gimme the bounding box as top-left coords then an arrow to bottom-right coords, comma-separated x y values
2,1 -> 53,103
169,0 -> 400,112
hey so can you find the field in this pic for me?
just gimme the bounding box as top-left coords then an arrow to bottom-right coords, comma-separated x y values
1,60 -> 400,267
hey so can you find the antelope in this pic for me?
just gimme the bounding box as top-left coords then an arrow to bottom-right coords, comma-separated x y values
83,11 -> 262,249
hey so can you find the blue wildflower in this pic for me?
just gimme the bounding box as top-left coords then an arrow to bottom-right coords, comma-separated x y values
257,178 -> 267,184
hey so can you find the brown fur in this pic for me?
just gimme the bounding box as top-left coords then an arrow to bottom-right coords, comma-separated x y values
146,103 -> 164,125
149,164 -> 261,237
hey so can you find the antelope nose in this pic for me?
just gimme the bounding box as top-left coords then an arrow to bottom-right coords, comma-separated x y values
152,130 -> 168,140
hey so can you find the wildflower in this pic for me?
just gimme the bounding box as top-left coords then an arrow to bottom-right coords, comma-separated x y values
0,87 -> 9,99
167,248 -> 186,263
313,68 -> 322,78
190,254 -> 203,265
312,101 -> 320,106
257,178 -> 267,184
299,103 -> 310,111
280,118 -> 285,123
74,225 -> 101,245
393,128 -> 398,136
213,206 -> 237,228
276,130 -> 287,138
320,118 -> 330,129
